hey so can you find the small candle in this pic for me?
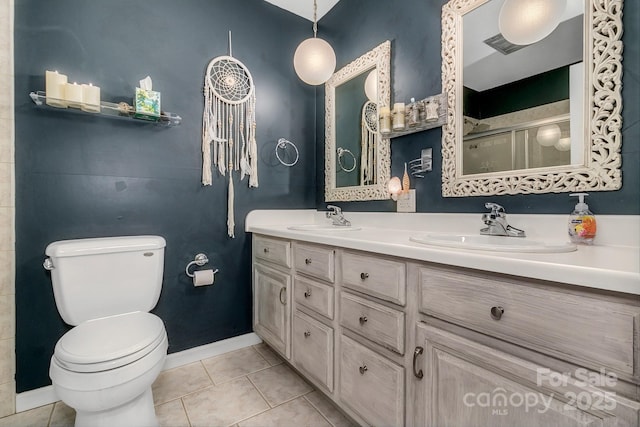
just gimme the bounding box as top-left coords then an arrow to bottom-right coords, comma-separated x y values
81,83 -> 100,113
45,70 -> 68,108
379,106 -> 391,133
393,102 -> 405,130
64,82 -> 83,109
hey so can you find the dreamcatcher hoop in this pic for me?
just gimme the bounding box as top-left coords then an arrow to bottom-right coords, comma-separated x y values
363,101 -> 378,133
206,55 -> 255,105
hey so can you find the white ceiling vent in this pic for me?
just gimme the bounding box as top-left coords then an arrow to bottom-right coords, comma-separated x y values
484,33 -> 528,55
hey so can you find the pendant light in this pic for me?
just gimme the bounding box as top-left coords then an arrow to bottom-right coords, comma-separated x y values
499,0 -> 567,45
294,0 -> 336,85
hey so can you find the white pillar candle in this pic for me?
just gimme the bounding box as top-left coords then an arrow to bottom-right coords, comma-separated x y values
393,102 -> 405,130
64,82 -> 83,109
81,83 -> 100,113
45,70 -> 68,108
379,106 -> 391,133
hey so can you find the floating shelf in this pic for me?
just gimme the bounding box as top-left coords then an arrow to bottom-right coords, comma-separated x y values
381,93 -> 446,139
29,91 -> 182,126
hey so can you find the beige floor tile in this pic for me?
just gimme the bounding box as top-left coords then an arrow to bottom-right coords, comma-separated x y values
152,362 -> 213,405
252,343 -> 283,366
238,397 -> 331,427
0,404 -> 52,427
49,401 -> 75,427
156,399 -> 190,427
247,364 -> 313,407
304,391 -> 355,427
183,377 -> 269,427
202,346 -> 270,384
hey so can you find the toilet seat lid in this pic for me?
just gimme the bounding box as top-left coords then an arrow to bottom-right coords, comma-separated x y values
54,312 -> 166,372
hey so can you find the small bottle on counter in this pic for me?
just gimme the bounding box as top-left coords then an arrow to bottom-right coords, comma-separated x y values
568,193 -> 597,244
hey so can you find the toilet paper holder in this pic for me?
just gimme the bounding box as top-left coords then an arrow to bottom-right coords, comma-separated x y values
185,253 -> 219,278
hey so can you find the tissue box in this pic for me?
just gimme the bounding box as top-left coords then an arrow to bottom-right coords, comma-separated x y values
134,88 -> 161,121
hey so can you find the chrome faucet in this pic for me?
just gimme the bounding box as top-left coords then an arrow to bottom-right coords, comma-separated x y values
326,205 -> 351,227
480,203 -> 525,237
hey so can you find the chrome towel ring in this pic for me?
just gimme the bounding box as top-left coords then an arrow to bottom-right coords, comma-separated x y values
276,138 -> 299,167
337,147 -> 357,173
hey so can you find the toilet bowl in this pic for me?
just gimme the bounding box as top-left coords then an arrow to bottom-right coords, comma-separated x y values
50,312 -> 168,427
44,236 -> 168,427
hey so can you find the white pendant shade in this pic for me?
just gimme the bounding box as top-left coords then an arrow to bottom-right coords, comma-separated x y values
554,137 -> 571,151
294,37 -> 336,85
499,0 -> 567,45
536,124 -> 561,147
364,70 -> 377,102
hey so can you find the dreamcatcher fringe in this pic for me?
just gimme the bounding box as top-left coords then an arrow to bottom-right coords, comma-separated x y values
361,112 -> 376,185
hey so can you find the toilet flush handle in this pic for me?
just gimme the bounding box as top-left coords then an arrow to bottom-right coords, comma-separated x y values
43,258 -> 54,270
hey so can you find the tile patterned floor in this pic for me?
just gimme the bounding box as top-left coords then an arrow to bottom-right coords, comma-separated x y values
0,344 -> 355,427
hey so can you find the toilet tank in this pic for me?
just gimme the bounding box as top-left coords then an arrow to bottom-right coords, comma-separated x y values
45,236 -> 166,326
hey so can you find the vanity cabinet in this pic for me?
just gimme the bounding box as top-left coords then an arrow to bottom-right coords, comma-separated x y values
251,234 -> 640,427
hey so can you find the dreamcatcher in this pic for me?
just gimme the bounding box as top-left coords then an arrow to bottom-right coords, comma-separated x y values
360,101 -> 378,185
202,32 -> 257,238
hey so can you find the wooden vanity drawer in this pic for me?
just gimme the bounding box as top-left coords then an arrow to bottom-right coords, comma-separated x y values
342,251 -> 406,305
340,292 -> 404,354
292,311 -> 334,391
339,335 -> 404,427
254,236 -> 291,268
294,243 -> 335,283
418,265 -> 640,376
294,276 -> 334,319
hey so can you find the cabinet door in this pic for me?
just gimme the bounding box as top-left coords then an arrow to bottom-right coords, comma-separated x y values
412,323 -> 640,427
253,263 -> 290,358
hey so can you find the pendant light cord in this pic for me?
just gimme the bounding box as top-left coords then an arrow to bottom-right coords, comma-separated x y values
313,0 -> 318,38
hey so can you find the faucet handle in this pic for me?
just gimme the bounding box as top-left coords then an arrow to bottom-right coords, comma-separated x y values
484,202 -> 505,217
326,205 -> 342,216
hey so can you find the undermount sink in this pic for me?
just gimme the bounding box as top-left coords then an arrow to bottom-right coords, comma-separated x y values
410,233 -> 577,253
287,224 -> 362,232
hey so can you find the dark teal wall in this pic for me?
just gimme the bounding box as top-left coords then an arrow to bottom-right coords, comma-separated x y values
317,0 -> 640,215
14,0 -> 315,392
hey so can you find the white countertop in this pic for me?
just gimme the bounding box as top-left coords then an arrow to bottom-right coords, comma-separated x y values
246,210 -> 640,296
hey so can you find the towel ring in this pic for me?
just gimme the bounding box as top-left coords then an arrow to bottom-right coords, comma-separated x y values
337,147 -> 357,173
276,138 -> 299,167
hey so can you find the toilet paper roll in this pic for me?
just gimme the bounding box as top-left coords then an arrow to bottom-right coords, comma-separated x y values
193,269 -> 215,287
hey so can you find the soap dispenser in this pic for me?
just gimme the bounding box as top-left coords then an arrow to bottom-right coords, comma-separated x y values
568,193 -> 597,244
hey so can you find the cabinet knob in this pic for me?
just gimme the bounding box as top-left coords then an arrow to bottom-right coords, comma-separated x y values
490,306 -> 504,320
360,272 -> 369,280
413,346 -> 424,379
263,248 -> 269,254
304,331 -> 311,338
279,287 -> 287,305
359,364 -> 368,375
305,258 -> 312,265
304,289 -> 312,298
359,316 -> 368,325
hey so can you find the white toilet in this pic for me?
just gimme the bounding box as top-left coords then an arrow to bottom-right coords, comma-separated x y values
44,235 -> 168,427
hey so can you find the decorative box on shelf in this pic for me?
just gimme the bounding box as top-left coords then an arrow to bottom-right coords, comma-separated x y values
29,91 -> 181,126
381,93 -> 446,139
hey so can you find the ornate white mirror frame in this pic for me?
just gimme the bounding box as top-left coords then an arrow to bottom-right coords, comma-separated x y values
441,0 -> 623,197
325,40 -> 391,202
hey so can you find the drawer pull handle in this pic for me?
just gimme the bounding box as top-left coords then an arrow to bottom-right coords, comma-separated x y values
359,364 -> 368,375
413,346 -> 424,379
304,331 -> 311,338
263,248 -> 269,254
359,316 -> 368,325
490,306 -> 504,320
360,272 -> 369,280
305,258 -> 312,265
279,287 -> 287,305
304,289 -> 312,298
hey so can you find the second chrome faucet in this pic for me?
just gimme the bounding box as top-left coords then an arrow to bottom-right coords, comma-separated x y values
480,203 -> 525,237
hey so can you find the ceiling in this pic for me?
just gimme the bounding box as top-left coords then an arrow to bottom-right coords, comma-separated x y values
263,0 -> 341,21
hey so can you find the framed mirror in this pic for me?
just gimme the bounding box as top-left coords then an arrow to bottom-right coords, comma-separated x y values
441,0 -> 623,196
325,40 -> 391,201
